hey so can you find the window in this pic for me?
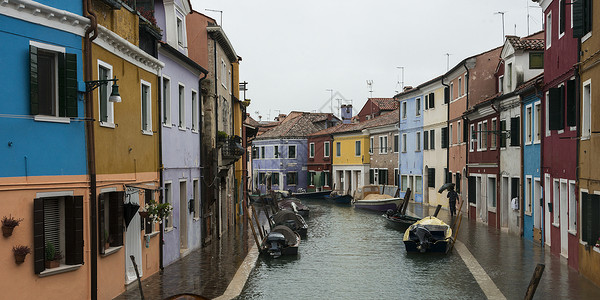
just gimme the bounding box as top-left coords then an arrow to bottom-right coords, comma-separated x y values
449,124 -> 453,146
193,179 -> 200,219
553,179 -> 560,225
33,195 -> 84,274
428,168 -> 435,188
510,117 -> 520,146
394,169 -> 399,187
477,122 -> 483,150
424,130 -> 429,150
99,191 -> 126,254
581,192 -> 600,245
221,60 -> 227,87
98,61 -> 114,125
402,101 -> 407,119
163,77 -> 171,125
457,121 -> 461,143
274,146 -> 280,158
428,92 -> 435,109
491,119 -> 497,149
261,146 -> 265,159
488,177 -> 497,209
336,142 -> 341,156
29,42 -> 78,121
143,190 -> 156,235
415,176 -> 423,194
441,127 -> 449,148
470,124 -> 475,151
582,80 -> 591,139
416,98 -> 421,116
164,183 -> 173,229
559,0 -> 566,36
309,143 -> 315,158
323,171 -> 330,187
394,135 -> 399,153
178,84 -> 185,129
379,136 -> 388,154
534,102 -> 541,143
258,172 -> 266,185
526,177 -> 532,214
425,94 -> 429,110
573,0 -> 592,38
529,52 -> 544,69
309,172 -> 316,186
444,87 -> 450,104
526,105 -> 533,144
499,76 -> 504,93
455,173 -> 461,193
369,137 -> 374,154
272,172 -> 280,186
324,142 -> 330,157
500,120 -> 507,148
176,17 -> 184,46
569,181 -> 576,233
191,90 -> 198,131
401,175 -> 408,191
416,131 -> 421,152
402,133 -> 407,152
141,80 -> 152,134
369,169 -> 375,185
287,172 -> 298,185
507,63 -> 513,91
566,80 -> 576,127
458,77 -> 463,96
429,129 -> 435,149
289,145 -> 296,158
378,169 -> 388,185
546,12 -> 552,49
450,82 -> 454,100
355,141 -> 361,156
251,147 -> 258,159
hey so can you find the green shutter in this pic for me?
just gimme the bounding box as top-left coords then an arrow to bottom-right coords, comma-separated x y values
33,198 -> 45,274
444,87 -> 449,104
429,93 -> 435,108
500,120 -> 506,148
64,196 -> 84,265
573,0 -> 585,37
58,53 -> 66,117
30,45 -> 39,115
510,117 -> 520,146
441,127 -> 448,148
424,130 -> 429,150
582,192 -> 592,244
548,88 -> 563,131
65,53 -> 78,117
566,80 -> 576,127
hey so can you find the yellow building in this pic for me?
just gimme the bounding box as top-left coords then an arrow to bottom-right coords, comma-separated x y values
332,126 -> 371,195
577,0 -> 600,288
88,2 -> 163,298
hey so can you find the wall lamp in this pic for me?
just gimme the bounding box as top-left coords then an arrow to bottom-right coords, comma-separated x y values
85,76 -> 122,103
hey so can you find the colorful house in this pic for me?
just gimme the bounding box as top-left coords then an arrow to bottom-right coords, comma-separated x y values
331,124 -> 371,196
154,0 -> 208,266
365,110 -> 400,192
357,98 -> 399,122
574,0 -> 600,286
0,1 -> 89,298
535,0 -> 579,269
395,90 -> 424,202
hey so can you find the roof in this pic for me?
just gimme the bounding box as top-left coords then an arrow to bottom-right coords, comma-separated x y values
370,98 -> 399,110
505,35 -> 544,51
256,112 -> 336,139
207,25 -> 238,62
244,115 -> 260,128
310,110 -> 399,137
514,73 -> 544,94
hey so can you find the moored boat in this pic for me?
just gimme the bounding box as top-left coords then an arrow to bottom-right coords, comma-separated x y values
324,194 -> 353,204
261,225 -> 300,258
403,216 -> 452,253
354,197 -> 402,211
292,190 -> 332,200
277,197 -> 309,218
383,188 -> 420,227
271,210 -> 308,238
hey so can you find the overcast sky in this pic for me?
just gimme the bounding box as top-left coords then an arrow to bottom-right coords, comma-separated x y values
190,0 -> 543,122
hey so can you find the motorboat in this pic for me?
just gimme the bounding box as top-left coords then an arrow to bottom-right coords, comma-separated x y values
271,210 -> 308,238
277,197 -> 309,218
261,225 -> 300,258
324,193 -> 353,204
353,185 -> 401,212
383,188 -> 420,227
291,190 -> 332,200
403,216 -> 452,253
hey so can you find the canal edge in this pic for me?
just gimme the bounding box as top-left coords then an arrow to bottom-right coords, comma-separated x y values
454,240 -> 507,300
213,244 -> 260,300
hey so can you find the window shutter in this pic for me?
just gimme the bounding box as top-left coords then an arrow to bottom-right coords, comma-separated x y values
430,129 -> 435,149
64,53 -> 78,117
441,127 -> 449,148
110,192 -> 124,247
33,198 -> 45,274
500,120 -> 507,148
145,191 -> 153,234
463,120 -> 469,144
64,196 -> 84,265
566,80 -> 576,127
549,87 -> 564,130
468,176 -> 476,204
424,130 -> 429,150
30,45 -> 39,115
429,93 -> 435,108
591,194 -> 600,246
582,192 -> 592,243
58,53 -> 67,117
510,117 -> 520,146
428,168 -> 435,188
444,87 -> 449,104
573,0 -> 585,37
99,194 -> 106,254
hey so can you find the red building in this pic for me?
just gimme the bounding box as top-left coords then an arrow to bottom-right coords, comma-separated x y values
356,98 -> 398,122
535,0 -> 579,269
306,129 -> 336,192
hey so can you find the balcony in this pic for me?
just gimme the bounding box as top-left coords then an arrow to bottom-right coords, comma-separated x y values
220,135 -> 244,166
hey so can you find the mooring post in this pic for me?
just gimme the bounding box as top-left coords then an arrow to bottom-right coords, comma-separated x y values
524,264 -> 545,300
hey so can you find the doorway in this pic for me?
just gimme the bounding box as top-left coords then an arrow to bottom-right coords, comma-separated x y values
125,189 -> 143,284
560,180 -> 568,258
180,180 -> 188,251
544,174 -> 551,246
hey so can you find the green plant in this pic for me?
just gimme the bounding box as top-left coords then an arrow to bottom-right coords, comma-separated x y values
217,131 -> 228,140
144,200 -> 173,224
45,242 -> 63,261
13,245 -> 31,256
2,215 -> 23,228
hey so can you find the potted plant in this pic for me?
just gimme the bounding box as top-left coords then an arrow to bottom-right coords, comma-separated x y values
12,245 -> 31,264
2,215 -> 23,237
103,229 -> 113,250
145,200 -> 173,224
217,131 -> 228,146
44,242 -> 62,269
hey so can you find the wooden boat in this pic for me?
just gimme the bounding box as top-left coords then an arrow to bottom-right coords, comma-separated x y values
291,190 -> 332,200
324,194 -> 353,204
271,210 -> 308,238
277,197 -> 309,218
403,215 -> 452,253
353,185 -> 401,211
261,225 -> 300,258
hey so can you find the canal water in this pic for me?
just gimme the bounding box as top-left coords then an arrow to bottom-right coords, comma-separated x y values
237,200 -> 486,299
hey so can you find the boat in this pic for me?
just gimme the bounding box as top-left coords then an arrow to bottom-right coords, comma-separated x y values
403,215 -> 453,253
354,197 -> 402,211
291,190 -> 332,200
271,210 -> 308,238
324,193 -> 353,204
261,225 -> 300,258
383,188 -> 421,227
277,197 -> 309,218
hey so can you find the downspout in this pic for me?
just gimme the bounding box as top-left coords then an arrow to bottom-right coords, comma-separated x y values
441,76 -> 450,187
82,0 -> 98,299
463,62 -> 470,217
197,70 -> 208,242
213,37 -> 220,236
520,93 -> 525,237
575,37 -> 581,246
158,70 -> 163,269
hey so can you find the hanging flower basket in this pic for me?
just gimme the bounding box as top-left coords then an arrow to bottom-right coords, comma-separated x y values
144,200 -> 172,224
138,211 -> 149,218
2,215 -> 23,237
2,226 -> 14,237
13,245 -> 31,264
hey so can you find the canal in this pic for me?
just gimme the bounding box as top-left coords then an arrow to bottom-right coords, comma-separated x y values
236,200 -> 486,299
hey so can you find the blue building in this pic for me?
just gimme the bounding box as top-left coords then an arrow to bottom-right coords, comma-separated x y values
395,89 -> 424,203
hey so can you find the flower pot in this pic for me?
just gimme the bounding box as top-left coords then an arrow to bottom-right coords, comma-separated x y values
2,225 -> 14,237
105,243 -> 111,250
139,211 -> 149,218
14,253 -> 26,264
45,260 -> 60,269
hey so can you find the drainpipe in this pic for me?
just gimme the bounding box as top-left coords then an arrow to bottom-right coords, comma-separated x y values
575,38 -> 581,245
82,0 -> 98,299
442,76 -> 450,187
197,70 -> 208,242
520,93 -> 525,237
158,69 -> 163,270
463,62 -> 470,217
213,37 -> 220,236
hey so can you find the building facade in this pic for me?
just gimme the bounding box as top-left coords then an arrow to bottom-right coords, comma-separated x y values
395,91 -> 424,203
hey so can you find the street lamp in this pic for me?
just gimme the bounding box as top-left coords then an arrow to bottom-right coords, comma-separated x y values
85,76 -> 121,103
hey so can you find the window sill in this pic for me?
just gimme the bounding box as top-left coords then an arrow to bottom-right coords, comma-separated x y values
100,122 -> 116,128
582,31 -> 592,43
144,231 -> 159,238
101,245 -> 122,257
142,130 -> 153,136
178,126 -> 187,131
163,123 -> 172,128
38,264 -> 82,277
165,227 -> 174,233
525,211 -> 532,216
193,217 -> 200,222
568,229 -> 577,236
192,130 -> 199,134
488,207 -> 497,213
552,222 -> 560,228
533,140 -> 541,145
570,126 -> 576,132
34,115 -> 71,124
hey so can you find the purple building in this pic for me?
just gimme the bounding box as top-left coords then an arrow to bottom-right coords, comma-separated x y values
252,112 -> 339,194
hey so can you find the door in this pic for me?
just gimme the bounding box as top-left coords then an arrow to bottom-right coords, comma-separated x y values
408,176 -> 414,201
534,178 -> 542,241
125,189 -> 143,284
560,180 -> 568,257
501,177 -> 509,228
544,174 -> 551,246
180,180 -> 188,251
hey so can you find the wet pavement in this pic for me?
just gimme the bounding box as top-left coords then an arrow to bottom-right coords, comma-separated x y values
115,201 -> 600,300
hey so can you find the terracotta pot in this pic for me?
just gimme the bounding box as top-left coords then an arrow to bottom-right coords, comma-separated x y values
2,225 -> 14,237
139,211 -> 149,218
45,260 -> 60,269
105,243 -> 111,250
14,253 -> 26,264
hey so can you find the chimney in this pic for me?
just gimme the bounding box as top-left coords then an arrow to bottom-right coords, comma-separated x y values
341,104 -> 353,124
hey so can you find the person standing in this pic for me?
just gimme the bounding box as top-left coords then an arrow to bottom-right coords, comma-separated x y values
447,187 -> 459,217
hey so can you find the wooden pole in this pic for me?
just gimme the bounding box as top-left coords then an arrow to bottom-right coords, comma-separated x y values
449,213 -> 463,252
524,264 -> 545,300
129,255 -> 145,300
244,202 -> 261,250
433,204 -> 442,217
252,204 -> 264,240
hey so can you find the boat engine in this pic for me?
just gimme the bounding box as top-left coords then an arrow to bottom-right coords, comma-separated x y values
411,225 -> 433,252
266,231 -> 286,258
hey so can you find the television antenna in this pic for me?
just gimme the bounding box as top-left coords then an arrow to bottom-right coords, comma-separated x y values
366,80 -> 373,98
205,9 -> 223,26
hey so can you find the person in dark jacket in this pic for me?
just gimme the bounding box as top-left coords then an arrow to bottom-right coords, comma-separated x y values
447,187 -> 459,217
